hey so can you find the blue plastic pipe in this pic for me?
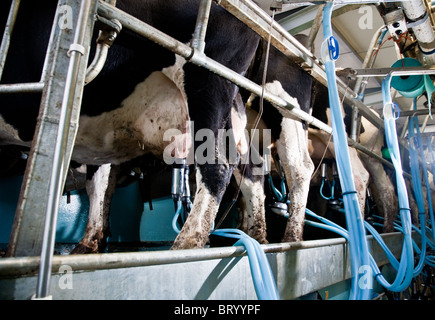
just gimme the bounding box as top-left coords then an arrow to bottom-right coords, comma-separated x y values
379,74 -> 414,291
212,229 -> 280,300
408,112 -> 428,277
322,2 -> 371,300
172,200 -> 183,234
305,208 -> 349,239
173,207 -> 279,300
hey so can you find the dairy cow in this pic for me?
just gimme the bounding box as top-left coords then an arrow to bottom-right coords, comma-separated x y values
241,41 -> 315,242
0,0 -> 263,251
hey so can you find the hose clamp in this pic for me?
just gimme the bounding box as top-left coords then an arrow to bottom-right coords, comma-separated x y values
383,101 -> 400,120
67,43 -> 85,57
321,36 -> 339,62
327,36 -> 339,61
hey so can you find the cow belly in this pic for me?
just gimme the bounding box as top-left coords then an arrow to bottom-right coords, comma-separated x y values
74,70 -> 190,165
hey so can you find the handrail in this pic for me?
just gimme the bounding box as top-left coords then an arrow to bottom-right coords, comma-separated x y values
0,232 -> 406,277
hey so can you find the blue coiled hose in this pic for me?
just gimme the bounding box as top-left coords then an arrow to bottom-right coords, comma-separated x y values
322,2 -> 372,300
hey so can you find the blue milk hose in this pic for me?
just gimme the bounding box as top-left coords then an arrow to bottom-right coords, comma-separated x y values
407,100 -> 435,273
366,74 -> 414,291
322,2 -> 371,300
173,205 -> 280,300
408,112 -> 428,276
212,229 -> 280,300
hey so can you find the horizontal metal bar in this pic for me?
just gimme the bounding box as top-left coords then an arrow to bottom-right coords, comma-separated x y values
349,137 -> 412,179
0,232 -> 412,299
97,1 -> 192,59
0,82 -> 44,94
0,232 -> 406,277
398,108 -> 433,117
354,66 -> 435,77
0,238 -> 347,277
276,0 -> 403,4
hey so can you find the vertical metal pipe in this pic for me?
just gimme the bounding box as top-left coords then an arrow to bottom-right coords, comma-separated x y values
350,25 -> 386,141
306,4 -> 325,53
0,0 -> 21,80
401,0 -> 435,65
400,102 -> 415,140
353,25 -> 386,97
191,0 -> 212,53
35,0 -> 93,299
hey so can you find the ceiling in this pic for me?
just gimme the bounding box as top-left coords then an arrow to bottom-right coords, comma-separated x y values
254,0 -> 435,145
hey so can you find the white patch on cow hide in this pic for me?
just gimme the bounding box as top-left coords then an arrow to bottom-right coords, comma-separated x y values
74,59 -> 191,165
231,93 -> 249,156
264,81 -> 300,109
162,55 -> 188,103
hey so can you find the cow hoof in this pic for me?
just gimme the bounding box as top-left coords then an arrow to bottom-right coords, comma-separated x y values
71,241 -> 99,254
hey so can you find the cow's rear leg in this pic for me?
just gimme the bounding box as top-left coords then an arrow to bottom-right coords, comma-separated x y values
234,149 -> 268,244
276,117 -> 314,243
71,164 -> 118,254
171,162 -> 235,249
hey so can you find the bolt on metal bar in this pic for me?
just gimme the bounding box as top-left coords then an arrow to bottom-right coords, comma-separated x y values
0,0 -> 21,81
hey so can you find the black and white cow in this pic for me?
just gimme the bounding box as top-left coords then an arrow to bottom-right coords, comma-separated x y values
1,0 -> 264,251
241,40 -> 315,242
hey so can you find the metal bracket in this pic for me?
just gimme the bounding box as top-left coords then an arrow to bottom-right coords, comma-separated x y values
95,14 -> 122,36
85,15 -> 122,84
